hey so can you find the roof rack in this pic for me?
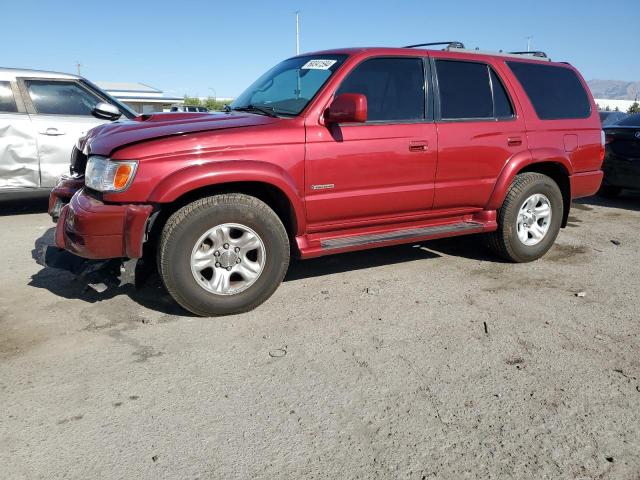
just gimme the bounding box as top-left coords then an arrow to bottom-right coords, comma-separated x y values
508,51 -> 548,58
403,41 -> 465,49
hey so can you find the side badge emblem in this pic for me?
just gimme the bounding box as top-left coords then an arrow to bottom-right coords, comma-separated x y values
311,184 -> 335,191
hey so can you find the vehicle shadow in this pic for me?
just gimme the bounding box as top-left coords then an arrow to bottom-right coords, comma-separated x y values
0,196 -> 50,216
30,228 -> 503,315
285,243 -> 441,281
285,233 -> 503,281
29,227 -> 194,317
574,191 -> 640,212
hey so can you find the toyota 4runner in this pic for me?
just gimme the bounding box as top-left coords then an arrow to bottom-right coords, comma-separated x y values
49,43 -> 604,316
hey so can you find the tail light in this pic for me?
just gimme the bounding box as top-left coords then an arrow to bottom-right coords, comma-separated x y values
599,130 -> 606,162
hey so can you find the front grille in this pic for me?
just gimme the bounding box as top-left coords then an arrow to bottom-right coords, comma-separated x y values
70,146 -> 88,175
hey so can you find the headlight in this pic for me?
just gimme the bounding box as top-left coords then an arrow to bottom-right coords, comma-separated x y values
85,156 -> 138,192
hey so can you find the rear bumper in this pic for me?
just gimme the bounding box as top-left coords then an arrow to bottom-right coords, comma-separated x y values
602,153 -> 640,189
55,189 -> 153,260
570,170 -> 603,199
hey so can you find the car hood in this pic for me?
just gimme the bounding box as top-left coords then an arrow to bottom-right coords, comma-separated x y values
87,112 -> 279,156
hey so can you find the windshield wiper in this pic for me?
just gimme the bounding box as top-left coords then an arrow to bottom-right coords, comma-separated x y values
231,104 -> 278,117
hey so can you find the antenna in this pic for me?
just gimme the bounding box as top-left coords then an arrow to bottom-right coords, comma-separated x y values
526,36 -> 533,52
76,61 -> 82,76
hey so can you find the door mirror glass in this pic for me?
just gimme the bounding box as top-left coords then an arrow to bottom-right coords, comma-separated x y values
324,93 -> 367,124
93,102 -> 122,120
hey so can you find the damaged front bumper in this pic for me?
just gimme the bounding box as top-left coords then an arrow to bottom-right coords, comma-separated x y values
54,188 -> 154,260
48,175 -> 85,221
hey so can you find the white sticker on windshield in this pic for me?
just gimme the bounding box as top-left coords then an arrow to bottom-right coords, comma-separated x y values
301,59 -> 337,70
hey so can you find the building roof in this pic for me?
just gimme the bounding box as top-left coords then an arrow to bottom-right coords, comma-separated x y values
94,81 -> 161,94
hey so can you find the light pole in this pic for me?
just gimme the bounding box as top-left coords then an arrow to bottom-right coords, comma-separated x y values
295,11 -> 300,55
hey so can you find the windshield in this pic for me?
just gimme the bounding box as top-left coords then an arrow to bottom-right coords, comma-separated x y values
231,54 -> 347,116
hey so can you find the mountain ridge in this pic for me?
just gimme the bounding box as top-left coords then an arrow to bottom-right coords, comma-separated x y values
587,79 -> 639,100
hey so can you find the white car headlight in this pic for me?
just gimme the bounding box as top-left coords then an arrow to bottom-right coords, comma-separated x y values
85,156 -> 138,192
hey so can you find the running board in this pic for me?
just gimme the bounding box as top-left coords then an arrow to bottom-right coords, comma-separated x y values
320,221 -> 484,251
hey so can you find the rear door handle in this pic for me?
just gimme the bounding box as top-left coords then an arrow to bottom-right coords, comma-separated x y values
40,127 -> 65,136
507,136 -> 522,147
409,141 -> 429,152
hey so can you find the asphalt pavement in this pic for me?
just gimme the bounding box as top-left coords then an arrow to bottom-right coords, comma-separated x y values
1,193 -> 639,479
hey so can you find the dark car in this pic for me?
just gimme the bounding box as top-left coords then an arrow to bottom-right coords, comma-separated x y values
599,110 -> 628,126
599,113 -> 640,197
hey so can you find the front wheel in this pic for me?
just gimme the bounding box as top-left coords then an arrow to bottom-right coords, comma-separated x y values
158,194 -> 290,316
487,172 -> 563,263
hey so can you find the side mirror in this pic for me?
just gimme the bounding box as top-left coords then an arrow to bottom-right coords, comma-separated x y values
324,93 -> 367,124
92,102 -> 122,121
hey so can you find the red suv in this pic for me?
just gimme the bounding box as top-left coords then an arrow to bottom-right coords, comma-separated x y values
49,43 -> 604,316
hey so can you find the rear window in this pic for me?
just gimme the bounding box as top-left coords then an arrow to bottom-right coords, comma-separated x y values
616,113 -> 640,127
435,60 -> 515,120
507,61 -> 590,120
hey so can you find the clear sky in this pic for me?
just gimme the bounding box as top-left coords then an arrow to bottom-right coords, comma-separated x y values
2,0 -> 638,98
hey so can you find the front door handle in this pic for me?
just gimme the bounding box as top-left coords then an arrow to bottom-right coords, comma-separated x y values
507,136 -> 522,147
40,127 -> 66,136
409,141 -> 429,152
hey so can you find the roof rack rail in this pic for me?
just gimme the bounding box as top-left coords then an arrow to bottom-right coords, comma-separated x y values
403,41 -> 465,49
508,51 -> 548,58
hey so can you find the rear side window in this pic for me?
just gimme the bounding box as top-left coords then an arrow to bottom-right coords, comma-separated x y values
490,70 -> 514,118
507,61 -> 590,120
25,80 -> 100,116
0,81 -> 18,113
436,60 -> 493,119
336,57 -> 425,122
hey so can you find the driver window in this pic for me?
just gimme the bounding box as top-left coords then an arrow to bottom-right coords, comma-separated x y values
336,57 -> 425,122
24,80 -> 101,116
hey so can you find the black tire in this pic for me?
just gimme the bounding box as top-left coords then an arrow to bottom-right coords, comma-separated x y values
158,194 -> 290,316
597,184 -> 622,198
487,172 -> 563,263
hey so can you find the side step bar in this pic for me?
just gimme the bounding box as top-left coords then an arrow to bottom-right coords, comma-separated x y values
320,221 -> 483,251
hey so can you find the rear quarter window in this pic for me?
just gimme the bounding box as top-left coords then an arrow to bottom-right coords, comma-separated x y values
507,61 -> 591,120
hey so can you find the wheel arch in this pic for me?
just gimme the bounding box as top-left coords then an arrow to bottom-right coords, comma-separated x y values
144,163 -> 304,261
488,150 -> 573,228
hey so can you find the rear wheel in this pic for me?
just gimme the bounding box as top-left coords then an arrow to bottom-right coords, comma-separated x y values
158,194 -> 290,316
487,172 -> 563,263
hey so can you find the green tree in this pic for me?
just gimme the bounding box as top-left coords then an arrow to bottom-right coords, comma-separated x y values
604,105 -> 611,112
203,96 -> 229,111
614,106 -> 620,112
183,95 -> 202,106
628,101 -> 640,114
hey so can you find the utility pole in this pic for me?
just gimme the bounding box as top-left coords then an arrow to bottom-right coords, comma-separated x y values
76,61 -> 82,76
526,36 -> 532,52
295,11 -> 300,55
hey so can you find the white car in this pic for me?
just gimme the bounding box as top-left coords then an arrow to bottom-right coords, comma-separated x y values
0,67 -> 136,199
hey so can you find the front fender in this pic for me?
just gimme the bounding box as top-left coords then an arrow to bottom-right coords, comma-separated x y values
147,160 -> 306,233
486,148 -> 573,210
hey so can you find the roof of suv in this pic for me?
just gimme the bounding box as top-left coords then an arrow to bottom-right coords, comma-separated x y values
299,46 -> 557,64
0,67 -> 80,81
